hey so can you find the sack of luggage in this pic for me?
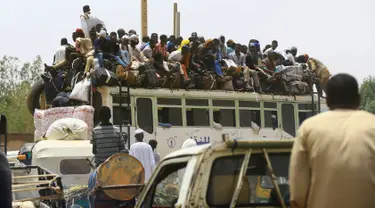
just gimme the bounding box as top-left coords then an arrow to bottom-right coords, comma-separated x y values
203,72 -> 216,90
138,63 -> 159,88
116,64 -> 140,86
233,75 -> 245,91
284,80 -> 309,95
281,65 -> 304,82
219,76 -> 234,91
52,92 -> 71,107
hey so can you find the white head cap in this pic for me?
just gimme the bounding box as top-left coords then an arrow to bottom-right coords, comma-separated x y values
134,129 -> 144,135
129,34 -> 138,42
99,30 -> 106,38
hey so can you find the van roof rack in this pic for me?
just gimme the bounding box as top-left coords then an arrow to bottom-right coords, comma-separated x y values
222,134 -> 294,149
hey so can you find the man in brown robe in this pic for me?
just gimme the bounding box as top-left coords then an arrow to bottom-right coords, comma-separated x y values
289,73 -> 375,208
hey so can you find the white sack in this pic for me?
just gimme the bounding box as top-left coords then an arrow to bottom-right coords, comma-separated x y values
41,107 -> 74,137
73,105 -> 95,139
45,118 -> 88,140
70,78 -> 90,102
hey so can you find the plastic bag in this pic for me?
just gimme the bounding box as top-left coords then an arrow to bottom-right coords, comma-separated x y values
70,78 -> 90,102
45,118 -> 88,140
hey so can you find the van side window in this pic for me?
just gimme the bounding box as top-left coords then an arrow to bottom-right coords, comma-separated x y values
282,104 -> 296,137
298,104 -> 315,126
187,109 -> 209,126
136,98 -> 153,134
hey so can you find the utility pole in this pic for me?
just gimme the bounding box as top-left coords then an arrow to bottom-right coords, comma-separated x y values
173,2 -> 180,37
141,0 -> 148,38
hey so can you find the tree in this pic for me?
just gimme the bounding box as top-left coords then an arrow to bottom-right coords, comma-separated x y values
359,76 -> 375,114
0,55 -> 43,133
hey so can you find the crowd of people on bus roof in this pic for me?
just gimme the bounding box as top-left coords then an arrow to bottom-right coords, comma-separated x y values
46,5 -> 331,97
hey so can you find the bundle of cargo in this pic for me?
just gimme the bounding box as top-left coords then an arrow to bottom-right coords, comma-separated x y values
33,105 -> 94,141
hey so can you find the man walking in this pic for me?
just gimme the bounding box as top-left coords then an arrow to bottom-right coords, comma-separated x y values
92,106 -> 126,168
129,129 -> 155,182
289,73 -> 375,208
149,139 -> 161,164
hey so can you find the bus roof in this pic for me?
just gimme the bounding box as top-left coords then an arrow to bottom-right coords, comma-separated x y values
108,87 -> 326,103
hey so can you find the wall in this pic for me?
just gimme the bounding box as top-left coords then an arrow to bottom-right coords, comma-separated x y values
0,133 -> 34,151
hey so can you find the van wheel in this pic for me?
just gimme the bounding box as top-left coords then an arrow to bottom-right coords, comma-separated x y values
27,79 -> 48,115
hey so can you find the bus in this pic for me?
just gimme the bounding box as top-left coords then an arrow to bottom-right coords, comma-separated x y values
99,87 -> 327,157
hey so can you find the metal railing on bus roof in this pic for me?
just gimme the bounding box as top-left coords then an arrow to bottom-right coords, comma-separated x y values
222,134 -> 294,149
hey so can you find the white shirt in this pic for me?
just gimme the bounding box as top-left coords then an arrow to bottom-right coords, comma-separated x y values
153,151 -> 161,164
54,45 -> 67,64
286,53 -> 297,65
168,50 -> 183,62
80,12 -> 105,38
129,142 -> 155,182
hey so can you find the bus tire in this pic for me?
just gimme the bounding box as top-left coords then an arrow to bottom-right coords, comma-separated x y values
27,79 -> 44,115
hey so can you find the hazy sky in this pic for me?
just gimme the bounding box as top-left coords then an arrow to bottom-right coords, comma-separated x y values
0,0 -> 374,82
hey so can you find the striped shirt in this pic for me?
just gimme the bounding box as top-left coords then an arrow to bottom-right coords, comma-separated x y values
92,124 -> 126,167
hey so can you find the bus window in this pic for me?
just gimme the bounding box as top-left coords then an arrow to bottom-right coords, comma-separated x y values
282,104 -> 296,137
264,111 -> 277,128
239,110 -> 261,128
213,100 -> 235,107
239,101 -> 260,108
158,107 -> 182,126
187,109 -> 209,126
157,98 -> 181,105
136,98 -> 153,134
186,99 -> 208,106
213,109 -> 235,127
264,102 -> 277,109
298,111 -> 313,126
113,106 -> 131,125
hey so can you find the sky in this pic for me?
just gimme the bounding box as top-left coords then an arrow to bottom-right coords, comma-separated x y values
0,0 -> 374,83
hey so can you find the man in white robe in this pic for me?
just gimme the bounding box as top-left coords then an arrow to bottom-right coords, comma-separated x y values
80,5 -> 105,38
129,129 -> 155,182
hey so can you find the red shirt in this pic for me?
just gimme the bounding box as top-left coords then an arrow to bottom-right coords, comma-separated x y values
154,43 -> 168,58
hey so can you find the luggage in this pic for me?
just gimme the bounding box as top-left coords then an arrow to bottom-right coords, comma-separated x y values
284,80 -> 309,95
233,76 -> 245,91
281,65 -> 304,82
219,76 -> 234,91
41,71 -> 65,103
45,118 -> 88,140
52,92 -> 71,107
70,78 -> 90,103
40,107 -> 75,137
73,105 -> 95,140
193,73 -> 204,89
138,63 -> 159,88
203,72 -> 216,90
93,67 -> 118,86
116,65 -> 139,86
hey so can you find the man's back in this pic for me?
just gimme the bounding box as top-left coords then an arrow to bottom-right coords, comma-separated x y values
129,142 -> 155,181
93,125 -> 125,167
291,110 -> 375,207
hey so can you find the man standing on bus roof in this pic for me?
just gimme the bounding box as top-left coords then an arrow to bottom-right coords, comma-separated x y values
289,73 -> 375,208
129,129 -> 155,182
80,5 -> 105,38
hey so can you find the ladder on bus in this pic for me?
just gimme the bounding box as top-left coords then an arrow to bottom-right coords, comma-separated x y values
118,82 -> 132,150
310,79 -> 321,115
